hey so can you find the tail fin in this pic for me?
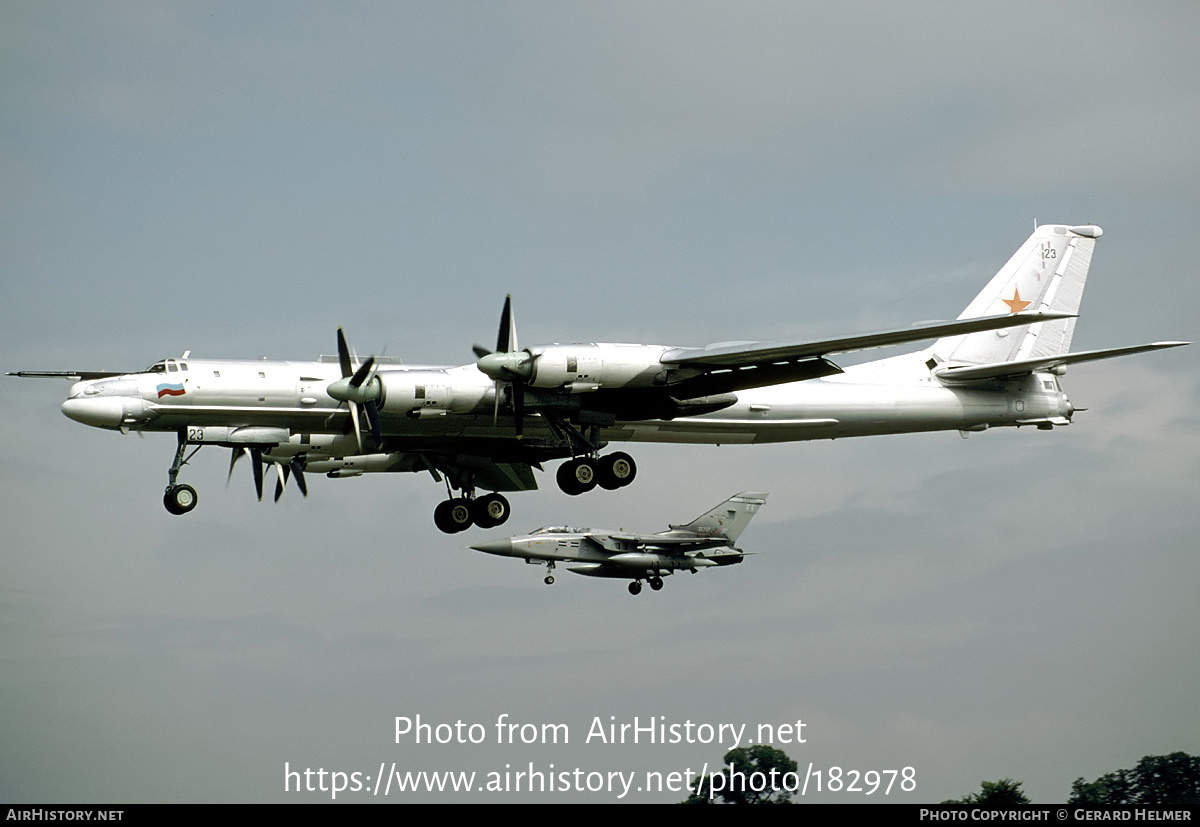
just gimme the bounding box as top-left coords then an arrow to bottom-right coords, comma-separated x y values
669,492 -> 767,542
932,224 -> 1102,365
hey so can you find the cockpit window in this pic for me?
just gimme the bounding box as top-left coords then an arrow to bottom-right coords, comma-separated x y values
167,362 -> 177,372
144,361 -> 167,374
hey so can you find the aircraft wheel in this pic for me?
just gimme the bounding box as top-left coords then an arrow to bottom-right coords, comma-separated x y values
447,498 -> 473,532
649,576 -> 664,591
628,581 -> 642,596
163,484 -> 198,515
472,493 -> 510,529
434,499 -> 474,534
556,462 -> 580,495
544,575 -> 555,585
433,500 -> 456,533
598,452 -> 637,490
557,458 -> 597,495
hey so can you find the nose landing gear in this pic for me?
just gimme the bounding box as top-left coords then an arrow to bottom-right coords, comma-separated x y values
164,483 -> 198,515
163,431 -> 202,515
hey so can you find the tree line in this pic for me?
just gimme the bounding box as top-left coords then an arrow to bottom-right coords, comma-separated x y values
682,747 -> 1199,805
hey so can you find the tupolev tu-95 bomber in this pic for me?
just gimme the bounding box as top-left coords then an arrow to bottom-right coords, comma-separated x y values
469,492 -> 767,595
9,224 -> 1186,532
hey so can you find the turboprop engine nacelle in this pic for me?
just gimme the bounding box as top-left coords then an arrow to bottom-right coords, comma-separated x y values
376,368 -> 488,417
479,343 -> 669,392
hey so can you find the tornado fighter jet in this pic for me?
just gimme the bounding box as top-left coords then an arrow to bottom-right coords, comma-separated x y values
470,492 -> 767,594
9,224 -> 1187,532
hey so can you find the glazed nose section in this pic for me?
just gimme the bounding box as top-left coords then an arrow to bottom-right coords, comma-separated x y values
61,397 -> 126,428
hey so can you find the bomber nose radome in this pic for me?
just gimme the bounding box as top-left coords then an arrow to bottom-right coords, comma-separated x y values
470,538 -> 514,556
61,397 -> 127,428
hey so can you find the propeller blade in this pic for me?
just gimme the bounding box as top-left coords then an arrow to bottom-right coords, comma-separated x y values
337,327 -> 353,378
349,355 -> 375,389
289,457 -> 308,498
497,294 -> 514,353
348,400 -> 362,452
273,464 -> 293,502
513,383 -> 525,437
228,447 -> 265,500
227,447 -> 241,488
478,295 -> 528,437
251,448 -> 263,500
364,400 -> 382,444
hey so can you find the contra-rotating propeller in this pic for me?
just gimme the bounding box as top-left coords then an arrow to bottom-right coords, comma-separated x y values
228,446 -> 308,503
271,456 -> 309,502
474,295 -> 535,436
326,327 -> 382,449
227,446 -> 264,500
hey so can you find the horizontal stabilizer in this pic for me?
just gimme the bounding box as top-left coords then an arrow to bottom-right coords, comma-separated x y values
662,312 -> 1074,367
934,341 -> 1189,385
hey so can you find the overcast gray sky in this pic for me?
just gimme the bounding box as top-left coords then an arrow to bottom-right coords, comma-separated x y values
2,1 -> 1197,804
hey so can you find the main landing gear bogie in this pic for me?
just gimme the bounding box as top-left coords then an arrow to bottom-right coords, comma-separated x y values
433,492 -> 511,534
557,452 -> 637,496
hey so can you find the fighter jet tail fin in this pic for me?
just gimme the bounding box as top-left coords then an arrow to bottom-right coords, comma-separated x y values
669,491 -> 767,542
932,224 -> 1101,366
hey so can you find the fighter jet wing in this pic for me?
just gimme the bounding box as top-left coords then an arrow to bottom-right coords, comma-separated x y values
587,533 -> 734,552
660,311 -> 1074,368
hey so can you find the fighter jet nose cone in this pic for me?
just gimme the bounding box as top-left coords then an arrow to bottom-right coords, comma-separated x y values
469,538 -> 514,556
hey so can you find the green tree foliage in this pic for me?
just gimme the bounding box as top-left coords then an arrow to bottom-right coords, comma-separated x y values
943,778 -> 1030,806
1069,753 -> 1200,806
684,745 -> 798,804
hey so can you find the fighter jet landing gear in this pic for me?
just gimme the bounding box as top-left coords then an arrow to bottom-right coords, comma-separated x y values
432,492 -> 511,534
628,575 -> 663,596
163,432 -> 202,515
557,452 -> 637,496
544,562 -> 556,585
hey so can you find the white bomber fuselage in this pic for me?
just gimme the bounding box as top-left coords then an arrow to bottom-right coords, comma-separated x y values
611,352 -> 1072,445
58,345 -> 1071,446
59,357 -> 496,432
